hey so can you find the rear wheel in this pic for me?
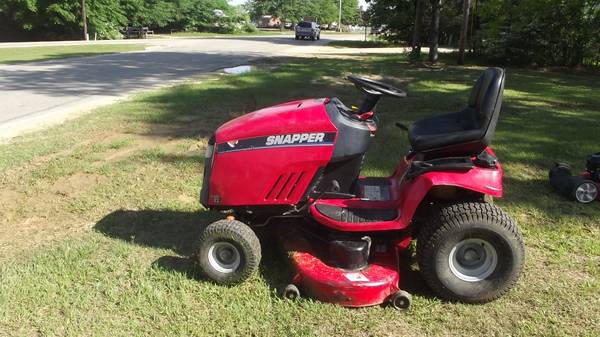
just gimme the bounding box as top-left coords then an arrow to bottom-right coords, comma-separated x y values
193,219 -> 261,285
417,202 -> 524,303
573,180 -> 598,203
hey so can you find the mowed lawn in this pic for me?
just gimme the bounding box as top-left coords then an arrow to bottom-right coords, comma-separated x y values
0,44 -> 146,64
0,54 -> 598,336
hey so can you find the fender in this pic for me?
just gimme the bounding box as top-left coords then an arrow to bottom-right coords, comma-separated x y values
397,162 -> 503,228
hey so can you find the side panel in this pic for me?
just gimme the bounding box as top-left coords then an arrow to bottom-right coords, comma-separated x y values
209,146 -> 334,206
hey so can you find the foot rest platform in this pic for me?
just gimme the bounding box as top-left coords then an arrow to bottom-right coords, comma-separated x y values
315,204 -> 398,223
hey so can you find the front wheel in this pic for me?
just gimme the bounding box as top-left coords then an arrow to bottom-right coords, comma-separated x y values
417,202 -> 524,303
193,219 -> 261,285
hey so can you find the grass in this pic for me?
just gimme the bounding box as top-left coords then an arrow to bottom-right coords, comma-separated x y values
0,54 -> 599,336
0,44 -> 146,65
164,30 -> 293,38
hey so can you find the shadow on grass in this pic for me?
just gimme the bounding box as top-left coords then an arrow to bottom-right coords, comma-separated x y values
130,54 -> 599,172
93,209 -> 298,296
327,40 -> 405,48
93,209 -> 220,256
93,209 -> 434,302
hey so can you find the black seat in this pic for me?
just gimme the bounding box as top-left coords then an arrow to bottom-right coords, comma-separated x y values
408,68 -> 505,157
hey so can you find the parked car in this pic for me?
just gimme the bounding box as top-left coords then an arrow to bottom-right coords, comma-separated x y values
295,21 -> 320,40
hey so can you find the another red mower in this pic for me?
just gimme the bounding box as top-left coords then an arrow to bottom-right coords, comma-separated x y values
194,68 -> 525,309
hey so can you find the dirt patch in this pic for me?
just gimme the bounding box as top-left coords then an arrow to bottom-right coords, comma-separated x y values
0,189 -> 21,206
52,173 -> 105,197
177,194 -> 196,204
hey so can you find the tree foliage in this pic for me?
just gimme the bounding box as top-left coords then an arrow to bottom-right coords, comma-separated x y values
478,0 -> 600,66
367,0 -> 600,67
246,0 -> 360,25
0,0 -> 252,41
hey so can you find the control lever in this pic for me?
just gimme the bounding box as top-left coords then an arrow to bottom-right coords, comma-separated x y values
312,180 -> 356,200
395,122 -> 409,131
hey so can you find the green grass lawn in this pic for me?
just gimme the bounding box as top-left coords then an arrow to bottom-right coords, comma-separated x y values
0,54 -> 599,336
0,44 -> 146,65
164,30 -> 293,38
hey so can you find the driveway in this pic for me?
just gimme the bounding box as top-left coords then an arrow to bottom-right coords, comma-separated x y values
0,34 -> 359,139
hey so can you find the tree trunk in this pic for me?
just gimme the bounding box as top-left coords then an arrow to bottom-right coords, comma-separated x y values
411,0 -> 424,53
81,0 -> 88,40
428,0 -> 441,63
470,0 -> 478,53
458,0 -> 471,65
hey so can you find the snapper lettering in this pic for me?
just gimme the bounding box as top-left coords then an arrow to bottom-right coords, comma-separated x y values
266,133 -> 325,146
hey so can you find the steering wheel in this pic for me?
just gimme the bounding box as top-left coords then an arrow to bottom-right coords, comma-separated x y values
347,75 -> 407,98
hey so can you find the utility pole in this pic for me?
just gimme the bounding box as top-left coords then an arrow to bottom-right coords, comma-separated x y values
81,0 -> 88,41
338,0 -> 342,32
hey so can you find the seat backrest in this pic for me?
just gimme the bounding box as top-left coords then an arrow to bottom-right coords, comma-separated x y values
467,67 -> 505,148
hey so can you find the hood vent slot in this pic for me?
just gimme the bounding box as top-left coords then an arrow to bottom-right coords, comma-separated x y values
265,172 -> 305,201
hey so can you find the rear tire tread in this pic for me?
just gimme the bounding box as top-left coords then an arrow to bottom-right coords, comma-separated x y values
417,202 -> 524,303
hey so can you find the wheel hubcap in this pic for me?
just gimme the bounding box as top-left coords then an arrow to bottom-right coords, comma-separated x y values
575,182 -> 598,203
449,238 -> 498,282
208,242 -> 241,274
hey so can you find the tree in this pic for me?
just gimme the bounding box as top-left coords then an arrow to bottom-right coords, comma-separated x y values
367,0 -> 415,42
411,0 -> 424,54
457,0 -> 470,65
428,0 -> 441,63
341,0 -> 360,25
247,0 -> 349,25
82,0 -> 88,40
478,0 -> 600,66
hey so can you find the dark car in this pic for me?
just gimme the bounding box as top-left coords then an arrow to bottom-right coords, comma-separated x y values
295,21 -> 320,40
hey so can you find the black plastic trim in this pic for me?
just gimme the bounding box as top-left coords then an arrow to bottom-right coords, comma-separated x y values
407,156 -> 475,178
199,135 -> 216,207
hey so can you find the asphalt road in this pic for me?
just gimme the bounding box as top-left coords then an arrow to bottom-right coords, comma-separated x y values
0,34 -> 358,139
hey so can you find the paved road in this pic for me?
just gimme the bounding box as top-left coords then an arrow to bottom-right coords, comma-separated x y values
0,34 -> 358,139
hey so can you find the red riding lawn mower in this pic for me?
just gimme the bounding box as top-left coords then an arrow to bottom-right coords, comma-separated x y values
194,68 -> 525,309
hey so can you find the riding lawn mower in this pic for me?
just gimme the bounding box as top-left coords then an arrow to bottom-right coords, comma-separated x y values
193,68 -> 525,309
